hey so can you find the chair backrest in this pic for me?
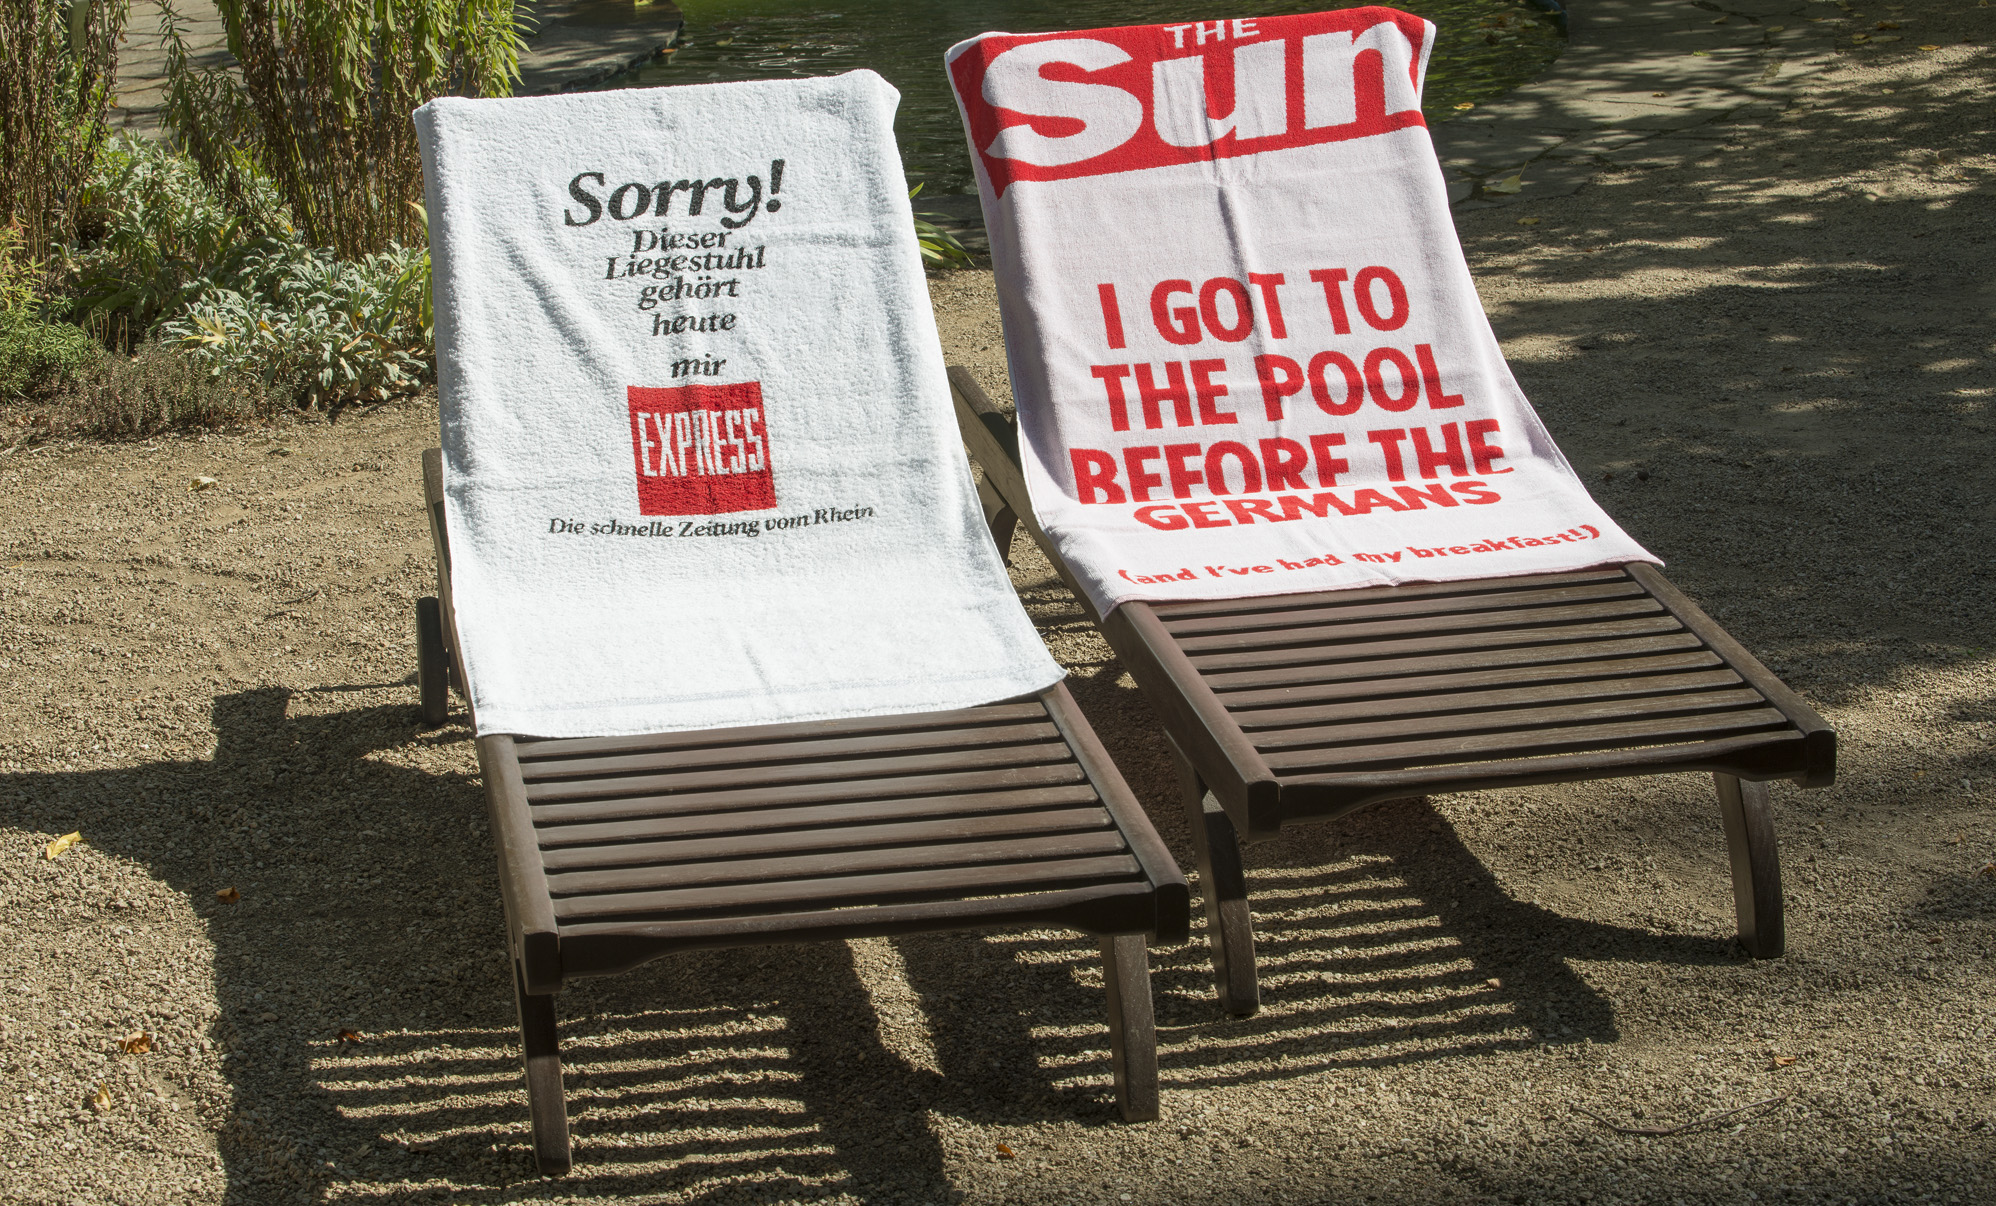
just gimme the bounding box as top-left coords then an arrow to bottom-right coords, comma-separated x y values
416,74 -> 1058,739
946,8 -> 1656,615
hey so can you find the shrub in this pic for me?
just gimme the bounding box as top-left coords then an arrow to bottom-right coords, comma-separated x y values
0,314 -> 102,399
24,341 -> 277,437
65,133 -> 289,345
161,240 -> 431,408
61,136 -> 430,409
0,0 -> 126,270
0,219 -> 99,399
162,0 -> 523,260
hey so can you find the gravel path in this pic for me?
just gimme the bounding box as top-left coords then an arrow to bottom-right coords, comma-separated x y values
5,2 -> 1994,1203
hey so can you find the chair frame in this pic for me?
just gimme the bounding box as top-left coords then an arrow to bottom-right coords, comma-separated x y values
949,368 -> 1834,1016
416,449 -> 1190,1173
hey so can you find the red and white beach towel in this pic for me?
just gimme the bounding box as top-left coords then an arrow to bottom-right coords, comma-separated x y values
947,8 -> 1656,615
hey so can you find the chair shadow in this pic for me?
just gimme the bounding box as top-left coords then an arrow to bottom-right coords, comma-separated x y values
0,686 -> 1143,1204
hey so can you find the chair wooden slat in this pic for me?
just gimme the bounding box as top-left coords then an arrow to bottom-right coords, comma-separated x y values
540,806 -> 1117,871
1261,705 -> 1792,772
550,853 -> 1147,921
1215,648 -> 1725,711
1200,631 -> 1712,695
1269,731 -> 1809,793
534,785 -> 1104,849
1184,615 -> 1688,675
545,830 -> 1133,897
522,740 -> 1081,803
1232,668 -> 1744,730
529,764 -> 1091,827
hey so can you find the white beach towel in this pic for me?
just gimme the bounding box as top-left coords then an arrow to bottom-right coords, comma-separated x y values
946,8 -> 1657,616
415,72 -> 1061,738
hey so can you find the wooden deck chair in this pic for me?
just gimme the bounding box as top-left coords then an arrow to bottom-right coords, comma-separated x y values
407,71 -> 1189,1175
416,449 -> 1188,1173
941,11 -> 1834,1017
951,371 -> 1833,1016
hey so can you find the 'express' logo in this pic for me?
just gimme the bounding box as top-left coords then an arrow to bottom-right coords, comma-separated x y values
946,8 -> 1430,194
627,382 -> 776,516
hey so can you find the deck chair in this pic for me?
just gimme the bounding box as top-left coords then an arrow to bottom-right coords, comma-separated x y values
942,11 -> 1834,1016
409,75 -> 1188,1175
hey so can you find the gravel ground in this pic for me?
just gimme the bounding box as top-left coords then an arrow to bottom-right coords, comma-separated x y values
4,7 -> 1994,1205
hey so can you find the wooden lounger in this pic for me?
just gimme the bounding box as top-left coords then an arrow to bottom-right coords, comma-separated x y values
949,369 -> 1834,1016
415,450 -> 1190,1174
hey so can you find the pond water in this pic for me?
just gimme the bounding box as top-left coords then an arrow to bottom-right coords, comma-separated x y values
609,0 -> 1563,194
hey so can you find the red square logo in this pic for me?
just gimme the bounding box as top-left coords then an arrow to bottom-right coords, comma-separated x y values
626,382 -> 776,516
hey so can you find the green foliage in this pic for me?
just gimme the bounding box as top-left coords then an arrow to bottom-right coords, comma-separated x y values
28,341 -> 276,437
162,0 -> 524,260
66,134 -> 291,343
160,241 -> 431,408
0,218 -> 100,400
0,222 -> 44,316
909,185 -> 974,272
59,136 -> 429,409
0,314 -> 102,400
0,0 -> 127,270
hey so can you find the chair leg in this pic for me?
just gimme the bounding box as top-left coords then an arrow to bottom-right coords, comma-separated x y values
1171,745 -> 1260,1017
513,963 -> 572,1176
1100,934 -> 1159,1123
974,477 -> 1019,565
1714,773 -> 1784,959
416,596 -> 449,727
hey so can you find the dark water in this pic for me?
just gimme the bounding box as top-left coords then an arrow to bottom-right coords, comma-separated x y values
609,0 -> 1562,193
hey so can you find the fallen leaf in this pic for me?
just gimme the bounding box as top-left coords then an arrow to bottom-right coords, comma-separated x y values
1851,32 -> 1871,42
1872,34 -> 1902,40
1920,43 -> 1940,50
1652,91 -> 1668,97
268,446 -> 294,457
1486,977 -> 1504,989
1692,49 -> 1712,55
1768,25 -> 1787,31
995,1142 -> 1017,1159
1915,769 -> 1927,778
43,831 -> 82,860
1770,1055 -> 1798,1068
337,1029 -> 363,1044
1485,172 -> 1525,195
1517,217 -> 1542,226
1876,20 -> 1901,28
215,886 -> 240,903
1950,831 -> 1965,844
88,1084 -> 113,1113
1980,861 -> 1996,879
189,476 -> 219,492
120,1032 -> 152,1055
1928,935 -> 1944,945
